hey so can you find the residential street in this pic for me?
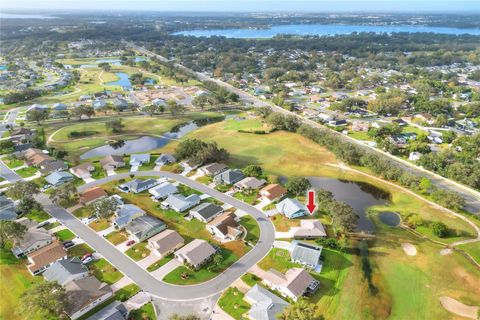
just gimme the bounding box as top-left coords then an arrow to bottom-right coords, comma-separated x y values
36,170 -> 275,302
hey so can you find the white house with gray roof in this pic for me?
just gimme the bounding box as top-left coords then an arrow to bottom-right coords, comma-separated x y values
43,257 -> 89,285
214,169 -> 245,185
114,204 -> 146,229
11,218 -> 52,257
129,154 -> 151,167
161,194 -> 201,212
289,240 -> 323,271
155,153 -> 176,166
45,171 -> 74,187
124,215 -> 166,242
148,182 -> 178,200
189,202 -> 224,223
245,284 -> 289,320
118,178 -> 159,193
276,198 -> 307,219
174,239 -> 216,269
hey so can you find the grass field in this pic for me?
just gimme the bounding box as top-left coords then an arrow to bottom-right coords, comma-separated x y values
147,255 -> 173,272
54,229 -> 76,241
218,287 -> 251,320
125,242 -> 151,261
163,249 -> 238,285
258,248 -> 302,272
0,249 -> 43,320
89,258 -> 123,284
89,219 -> 110,231
239,215 -> 260,244
67,243 -> 94,258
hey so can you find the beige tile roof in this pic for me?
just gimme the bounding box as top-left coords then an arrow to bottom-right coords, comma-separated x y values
261,184 -> 287,200
27,241 -> 67,273
207,213 -> 242,237
264,268 -> 314,298
148,229 -> 184,256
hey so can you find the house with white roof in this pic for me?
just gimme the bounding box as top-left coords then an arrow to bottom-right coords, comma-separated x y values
161,194 -> 201,212
149,182 -> 178,200
276,198 -> 307,219
244,284 -> 289,320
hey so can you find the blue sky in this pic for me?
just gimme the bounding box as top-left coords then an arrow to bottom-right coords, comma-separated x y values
2,0 -> 479,13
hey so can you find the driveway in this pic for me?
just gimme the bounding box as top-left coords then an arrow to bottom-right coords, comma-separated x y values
116,240 -> 132,253
97,225 -> 115,237
273,240 -> 291,250
106,169 -> 116,176
274,232 -> 292,239
38,170 -> 275,301
130,165 -> 139,172
138,252 -> 161,269
150,259 -> 181,280
83,177 -> 96,183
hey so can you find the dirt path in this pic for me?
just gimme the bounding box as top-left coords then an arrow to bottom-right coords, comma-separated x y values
327,163 -> 480,249
439,296 -> 479,320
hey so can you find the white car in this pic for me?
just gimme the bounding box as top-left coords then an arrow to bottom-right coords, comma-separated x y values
82,256 -> 94,264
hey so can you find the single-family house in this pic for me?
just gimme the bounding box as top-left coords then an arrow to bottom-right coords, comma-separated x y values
43,257 -> 89,285
289,241 -> 323,270
129,154 -> 150,167
65,276 -> 113,320
92,99 -> 107,109
328,119 -> 347,127
148,229 -> 185,258
276,198 -> 307,219
113,98 -> 129,110
234,177 -> 266,191
199,163 -> 228,176
214,169 -> 245,185
207,213 -> 243,241
148,182 -> 178,200
174,239 -> 217,269
152,98 -> 166,107
45,171 -> 74,186
100,155 -> 125,170
263,268 -> 320,301
70,163 -> 95,179
409,152 -> 422,162
52,103 -> 68,111
40,160 -> 69,175
85,300 -> 127,320
11,218 -> 52,257
124,215 -> 167,242
155,153 -> 176,166
0,195 -> 18,221
114,204 -> 146,229
291,220 -> 327,239
189,203 -> 224,223
79,187 -> 108,206
118,178 -> 159,193
180,159 -> 199,171
161,194 -> 201,212
27,241 -> 67,275
259,184 -> 287,202
245,284 -> 289,320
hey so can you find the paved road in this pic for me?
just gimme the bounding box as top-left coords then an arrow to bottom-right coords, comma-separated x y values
128,42 -> 480,215
0,160 -> 21,183
38,170 -> 275,301
0,108 -> 19,136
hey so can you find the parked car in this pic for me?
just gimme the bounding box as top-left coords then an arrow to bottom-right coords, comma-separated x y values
82,256 -> 94,264
37,221 -> 50,228
63,241 -> 74,248
126,240 -> 135,246
81,253 -> 93,261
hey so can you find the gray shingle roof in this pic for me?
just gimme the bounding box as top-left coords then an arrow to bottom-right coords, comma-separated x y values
246,284 -> 288,320
43,257 -> 88,285
289,241 -> 322,268
190,203 -> 223,221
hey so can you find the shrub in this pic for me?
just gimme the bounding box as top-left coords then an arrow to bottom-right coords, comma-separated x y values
430,221 -> 448,238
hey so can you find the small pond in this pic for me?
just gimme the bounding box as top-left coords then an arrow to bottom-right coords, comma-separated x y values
308,177 -> 391,233
80,118 -> 221,159
78,57 -> 146,68
106,73 -> 132,89
378,212 -> 401,227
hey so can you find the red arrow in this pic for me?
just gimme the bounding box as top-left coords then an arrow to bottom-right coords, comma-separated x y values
306,191 -> 316,215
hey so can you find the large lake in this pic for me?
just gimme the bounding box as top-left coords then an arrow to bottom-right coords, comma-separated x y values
174,24 -> 480,38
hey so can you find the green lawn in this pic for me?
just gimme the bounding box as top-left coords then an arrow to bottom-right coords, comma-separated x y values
89,258 -> 123,284
163,249 -> 238,285
105,230 -> 128,245
0,249 -> 43,320
146,255 -> 173,272
241,273 -> 261,287
223,117 -> 266,132
67,243 -> 94,258
25,209 -> 50,222
233,191 -> 259,205
73,206 -> 92,219
258,248 -> 302,272
125,242 -> 151,261
239,215 -> 260,244
456,242 -> 480,263
114,284 -> 140,302
89,219 -> 110,232
44,221 -> 60,230
3,157 -> 24,169
54,229 -> 76,241
218,287 -> 251,320
129,302 -> 156,320
196,175 -> 212,184
15,166 -> 38,178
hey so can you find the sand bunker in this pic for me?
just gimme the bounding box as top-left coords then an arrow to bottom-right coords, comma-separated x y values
401,243 -> 417,256
440,248 -> 453,255
440,296 -> 479,320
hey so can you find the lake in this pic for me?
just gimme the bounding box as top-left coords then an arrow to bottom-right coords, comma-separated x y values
80,120 -> 211,159
106,73 -> 132,89
308,177 -> 390,233
79,57 -> 146,68
0,66 -> 7,71
174,24 -> 480,38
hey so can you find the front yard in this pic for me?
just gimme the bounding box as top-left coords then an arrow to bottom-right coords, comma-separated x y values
89,219 -> 110,232
16,167 -> 38,178
54,229 -> 76,242
239,215 -> 260,244
125,242 -> 151,261
258,248 -> 302,273
218,287 -> 251,320
89,258 -> 123,284
67,243 -> 94,258
163,249 -> 238,285
146,255 -> 173,272
105,230 -> 128,245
